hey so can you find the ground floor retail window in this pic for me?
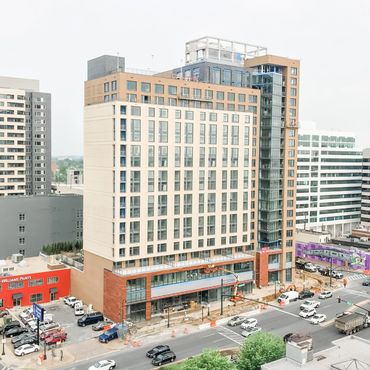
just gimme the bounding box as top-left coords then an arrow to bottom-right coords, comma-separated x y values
30,293 -> 43,303
268,271 -> 280,283
50,292 -> 57,301
126,302 -> 146,322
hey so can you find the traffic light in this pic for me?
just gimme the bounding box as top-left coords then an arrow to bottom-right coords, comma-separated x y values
337,297 -> 341,303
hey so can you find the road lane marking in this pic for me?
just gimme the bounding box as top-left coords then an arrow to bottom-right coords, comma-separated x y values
217,326 -> 244,345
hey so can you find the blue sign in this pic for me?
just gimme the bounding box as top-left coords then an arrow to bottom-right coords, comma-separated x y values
32,303 -> 44,322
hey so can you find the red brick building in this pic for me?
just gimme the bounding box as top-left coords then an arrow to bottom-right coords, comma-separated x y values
0,256 -> 70,309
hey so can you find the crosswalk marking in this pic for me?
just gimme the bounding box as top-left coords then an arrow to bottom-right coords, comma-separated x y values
345,274 -> 367,281
217,326 -> 244,345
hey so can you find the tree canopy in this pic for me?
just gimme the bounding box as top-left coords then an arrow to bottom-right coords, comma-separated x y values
236,332 -> 285,370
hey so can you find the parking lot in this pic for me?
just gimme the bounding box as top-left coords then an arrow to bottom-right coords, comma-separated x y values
5,299 -> 105,354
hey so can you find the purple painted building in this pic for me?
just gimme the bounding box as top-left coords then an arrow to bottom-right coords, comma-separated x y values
296,242 -> 370,271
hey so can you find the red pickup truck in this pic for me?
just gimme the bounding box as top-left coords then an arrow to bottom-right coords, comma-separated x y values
44,332 -> 67,345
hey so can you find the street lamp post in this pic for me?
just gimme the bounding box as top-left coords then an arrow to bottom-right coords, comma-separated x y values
2,330 -> 5,356
207,304 -> 210,317
201,305 -> 204,322
274,280 -> 280,299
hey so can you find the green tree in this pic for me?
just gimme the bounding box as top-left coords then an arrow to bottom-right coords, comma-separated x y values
182,349 -> 235,370
236,332 -> 285,370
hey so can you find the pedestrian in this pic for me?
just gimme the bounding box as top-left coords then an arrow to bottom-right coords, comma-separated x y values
60,349 -> 63,361
343,278 -> 348,288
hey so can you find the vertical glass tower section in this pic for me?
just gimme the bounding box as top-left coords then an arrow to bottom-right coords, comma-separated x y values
252,72 -> 283,248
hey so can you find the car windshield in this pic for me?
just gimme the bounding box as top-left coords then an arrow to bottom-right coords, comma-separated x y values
94,362 -> 102,368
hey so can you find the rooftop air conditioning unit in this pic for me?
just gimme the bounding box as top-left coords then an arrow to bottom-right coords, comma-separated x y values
12,253 -> 24,264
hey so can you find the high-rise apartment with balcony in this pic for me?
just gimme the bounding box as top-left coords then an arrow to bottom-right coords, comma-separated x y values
75,38 -> 300,322
167,37 -> 300,285
0,76 -> 51,196
296,123 -> 362,236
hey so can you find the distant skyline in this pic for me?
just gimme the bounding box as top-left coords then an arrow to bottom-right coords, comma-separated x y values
2,0 -> 369,155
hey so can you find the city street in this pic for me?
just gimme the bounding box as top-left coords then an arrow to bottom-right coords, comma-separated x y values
56,275 -> 370,370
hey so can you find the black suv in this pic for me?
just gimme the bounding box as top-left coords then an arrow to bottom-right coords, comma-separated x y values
77,312 -> 104,327
4,326 -> 28,338
151,351 -> 176,366
298,290 -> 314,299
146,345 -> 170,358
0,321 -> 20,334
362,280 -> 370,286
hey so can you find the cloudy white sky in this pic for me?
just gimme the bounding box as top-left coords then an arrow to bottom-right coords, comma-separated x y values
2,0 -> 369,155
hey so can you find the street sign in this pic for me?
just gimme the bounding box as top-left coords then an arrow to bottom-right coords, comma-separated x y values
33,303 -> 45,322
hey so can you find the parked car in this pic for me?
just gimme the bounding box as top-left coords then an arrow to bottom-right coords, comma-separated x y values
240,318 -> 258,330
319,291 -> 333,299
299,307 -> 316,318
227,316 -> 247,327
12,332 -> 34,345
310,314 -> 327,325
99,326 -> 120,343
19,309 -> 33,321
0,310 -> 10,318
146,345 -> 171,358
241,326 -> 262,337
40,322 -> 60,334
362,280 -> 370,286
151,351 -> 176,366
14,343 -> 39,356
44,332 -> 67,345
88,360 -> 116,370
332,271 -> 344,279
283,333 -> 294,343
315,265 -> 326,273
40,328 -> 63,341
304,263 -> 317,273
13,335 -> 38,349
300,300 -> 320,310
92,320 -> 114,331
77,312 -> 104,327
0,321 -> 21,334
4,326 -> 28,338
64,296 -> 78,307
298,290 -> 314,300
74,303 -> 84,316
277,291 -> 299,303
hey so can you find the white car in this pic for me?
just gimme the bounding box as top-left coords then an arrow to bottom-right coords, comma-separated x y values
14,344 -> 40,356
88,360 -> 117,370
300,300 -> 320,310
310,314 -> 327,325
241,326 -> 262,337
240,318 -> 258,330
74,303 -> 84,316
64,296 -> 78,307
318,291 -> 333,299
299,307 -> 316,318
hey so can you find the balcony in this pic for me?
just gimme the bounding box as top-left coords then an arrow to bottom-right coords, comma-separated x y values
113,252 -> 254,277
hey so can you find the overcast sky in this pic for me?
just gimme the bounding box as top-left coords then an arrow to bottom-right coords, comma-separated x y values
2,0 -> 369,156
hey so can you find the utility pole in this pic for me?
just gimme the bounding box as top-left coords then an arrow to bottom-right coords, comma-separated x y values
220,279 -> 224,316
330,255 -> 333,288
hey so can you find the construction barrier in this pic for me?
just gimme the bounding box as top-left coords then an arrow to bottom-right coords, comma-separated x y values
260,304 -> 267,310
171,329 -> 176,337
131,339 -> 142,347
279,300 -> 285,308
124,335 -> 130,345
210,320 -> 217,327
183,327 -> 189,335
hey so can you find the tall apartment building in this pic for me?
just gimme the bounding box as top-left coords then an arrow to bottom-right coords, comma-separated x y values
0,76 -> 51,196
74,37 -> 300,322
296,123 -> 362,237
361,148 -> 370,227
167,37 -> 299,284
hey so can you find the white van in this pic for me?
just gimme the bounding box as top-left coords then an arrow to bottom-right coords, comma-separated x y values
74,302 -> 84,316
278,291 -> 299,303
